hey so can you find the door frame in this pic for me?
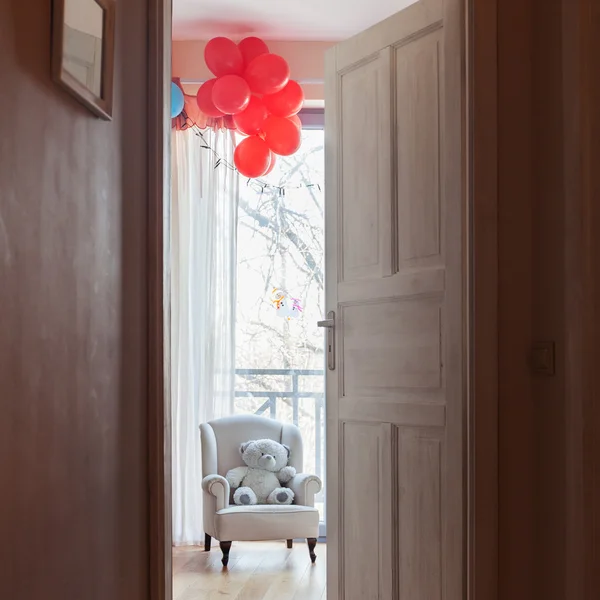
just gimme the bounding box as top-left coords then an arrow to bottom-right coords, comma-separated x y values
147,1 -> 499,599
468,0 -> 498,597
561,0 -> 600,595
148,0 -> 172,599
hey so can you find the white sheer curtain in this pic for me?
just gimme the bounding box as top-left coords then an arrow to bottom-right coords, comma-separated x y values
171,128 -> 238,546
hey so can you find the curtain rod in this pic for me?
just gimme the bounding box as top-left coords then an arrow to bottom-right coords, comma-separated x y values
178,78 -> 324,86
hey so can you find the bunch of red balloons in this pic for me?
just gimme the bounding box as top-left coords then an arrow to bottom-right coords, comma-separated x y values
196,36 -> 304,178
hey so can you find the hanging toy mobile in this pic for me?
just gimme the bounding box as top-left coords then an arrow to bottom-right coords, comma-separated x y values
270,288 -> 303,321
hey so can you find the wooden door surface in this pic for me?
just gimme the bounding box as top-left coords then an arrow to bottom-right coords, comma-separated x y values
324,0 -> 465,597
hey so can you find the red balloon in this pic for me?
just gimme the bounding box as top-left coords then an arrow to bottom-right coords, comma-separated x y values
289,114 -> 302,130
263,80 -> 304,117
212,75 -> 251,115
223,115 -> 237,130
264,152 -> 276,175
238,37 -> 269,67
232,96 -> 269,135
196,79 -> 225,118
234,136 -> 271,178
244,54 -> 290,95
262,115 -> 301,156
204,37 -> 244,77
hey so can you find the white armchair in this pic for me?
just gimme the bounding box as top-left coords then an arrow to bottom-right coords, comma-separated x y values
200,414 -> 322,566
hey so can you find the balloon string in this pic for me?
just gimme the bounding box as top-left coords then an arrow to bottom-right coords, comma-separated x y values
184,115 -> 322,193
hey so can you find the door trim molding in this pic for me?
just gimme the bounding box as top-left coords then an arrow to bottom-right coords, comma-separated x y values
468,0 -> 498,599
146,0 -> 499,598
562,0 -> 600,595
148,0 -> 172,599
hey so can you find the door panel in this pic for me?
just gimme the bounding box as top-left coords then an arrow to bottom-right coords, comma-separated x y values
397,427 -> 443,600
341,297 -> 442,394
325,0 -> 465,597
395,32 -> 443,266
339,51 -> 392,282
339,421 -> 394,600
340,422 -> 384,599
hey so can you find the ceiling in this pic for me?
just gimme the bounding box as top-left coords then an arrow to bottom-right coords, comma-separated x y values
172,0 -> 416,42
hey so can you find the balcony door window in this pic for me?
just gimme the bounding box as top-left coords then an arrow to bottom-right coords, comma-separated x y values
234,113 -> 326,531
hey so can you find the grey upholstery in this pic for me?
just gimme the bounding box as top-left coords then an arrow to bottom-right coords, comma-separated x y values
200,415 -> 322,544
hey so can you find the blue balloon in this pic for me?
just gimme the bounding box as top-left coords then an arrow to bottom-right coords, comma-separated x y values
171,82 -> 185,118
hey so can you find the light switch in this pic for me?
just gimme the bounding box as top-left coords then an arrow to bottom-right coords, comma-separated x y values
531,341 -> 555,376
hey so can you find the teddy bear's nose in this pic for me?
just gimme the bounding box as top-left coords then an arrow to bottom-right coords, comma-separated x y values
264,455 -> 272,460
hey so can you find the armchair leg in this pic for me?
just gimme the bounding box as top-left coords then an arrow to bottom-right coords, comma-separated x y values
220,541 -> 232,567
307,538 -> 317,564
204,533 -> 211,552
287,539 -> 293,549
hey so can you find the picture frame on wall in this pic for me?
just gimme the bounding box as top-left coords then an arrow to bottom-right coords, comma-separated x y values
51,0 -> 116,121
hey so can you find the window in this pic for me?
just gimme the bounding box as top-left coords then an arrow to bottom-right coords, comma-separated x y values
234,112 -> 326,527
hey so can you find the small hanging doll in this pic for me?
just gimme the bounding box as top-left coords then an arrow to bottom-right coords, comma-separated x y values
270,288 -> 303,321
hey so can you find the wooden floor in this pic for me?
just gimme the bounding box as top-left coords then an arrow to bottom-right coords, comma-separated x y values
173,540 -> 327,600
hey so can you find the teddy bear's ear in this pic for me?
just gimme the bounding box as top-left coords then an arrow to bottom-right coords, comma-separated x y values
240,441 -> 253,455
282,444 -> 291,459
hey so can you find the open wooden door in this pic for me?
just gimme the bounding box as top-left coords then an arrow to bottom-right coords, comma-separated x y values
323,0 -> 465,597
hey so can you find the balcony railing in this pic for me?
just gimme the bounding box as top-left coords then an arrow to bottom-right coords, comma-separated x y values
234,368 -> 324,481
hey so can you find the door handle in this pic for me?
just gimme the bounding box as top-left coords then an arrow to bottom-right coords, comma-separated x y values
317,310 -> 335,371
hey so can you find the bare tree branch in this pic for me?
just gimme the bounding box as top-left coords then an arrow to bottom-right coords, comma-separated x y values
239,197 -> 324,289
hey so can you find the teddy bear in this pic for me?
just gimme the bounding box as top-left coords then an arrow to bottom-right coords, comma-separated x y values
225,438 -> 296,506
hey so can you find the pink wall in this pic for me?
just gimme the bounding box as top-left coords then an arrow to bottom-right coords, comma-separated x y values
172,40 -> 334,102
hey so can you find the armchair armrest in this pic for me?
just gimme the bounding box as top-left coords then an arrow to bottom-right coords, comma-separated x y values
288,473 -> 322,507
202,474 -> 230,511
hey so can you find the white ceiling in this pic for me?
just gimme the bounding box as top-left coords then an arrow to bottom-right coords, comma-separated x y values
172,0 -> 416,42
